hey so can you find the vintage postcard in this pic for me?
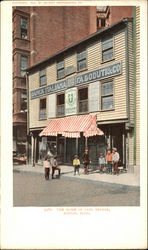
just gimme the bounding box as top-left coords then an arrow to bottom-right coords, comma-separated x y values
1,0 -> 147,249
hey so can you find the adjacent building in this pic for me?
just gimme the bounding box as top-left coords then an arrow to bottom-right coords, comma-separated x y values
12,6 -> 133,159
27,17 -> 136,168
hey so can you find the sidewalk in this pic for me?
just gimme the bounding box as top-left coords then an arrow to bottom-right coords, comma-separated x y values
13,163 -> 140,187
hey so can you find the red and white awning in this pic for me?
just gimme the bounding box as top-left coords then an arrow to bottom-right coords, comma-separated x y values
39,114 -> 103,138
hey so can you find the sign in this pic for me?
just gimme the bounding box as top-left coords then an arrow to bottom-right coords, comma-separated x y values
65,88 -> 77,116
31,61 -> 122,99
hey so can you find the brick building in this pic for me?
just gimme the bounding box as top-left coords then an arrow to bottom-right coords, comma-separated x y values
12,6 -> 133,159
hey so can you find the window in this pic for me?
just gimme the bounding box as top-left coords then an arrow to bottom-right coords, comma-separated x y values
20,92 -> 27,111
102,37 -> 113,62
101,81 -> 114,110
77,50 -> 87,71
20,17 -> 28,39
57,60 -> 65,79
20,56 -> 28,77
39,99 -> 46,120
40,69 -> 46,86
57,93 -> 65,117
78,87 -> 88,113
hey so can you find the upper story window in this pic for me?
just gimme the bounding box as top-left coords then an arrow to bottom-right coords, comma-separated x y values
101,81 -> 114,110
20,17 -> 28,39
39,98 -> 46,120
78,87 -> 88,113
40,69 -> 46,86
102,37 -> 113,62
20,92 -> 27,111
57,60 -> 65,79
20,55 -> 28,77
77,50 -> 87,72
57,93 -> 65,117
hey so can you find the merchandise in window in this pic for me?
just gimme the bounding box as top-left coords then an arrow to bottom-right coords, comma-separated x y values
77,50 -> 87,71
20,17 -> 28,39
102,37 -> 113,62
20,56 -> 28,77
40,69 -> 46,86
101,81 -> 114,110
78,87 -> 88,113
57,60 -> 65,79
57,94 -> 65,117
40,99 -> 46,120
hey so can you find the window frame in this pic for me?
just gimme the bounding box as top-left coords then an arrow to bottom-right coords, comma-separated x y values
101,36 -> 114,63
39,69 -> 47,86
101,80 -> 114,111
20,17 -> 28,39
39,98 -> 47,120
20,55 -> 28,77
20,92 -> 27,112
56,92 -> 65,117
78,86 -> 88,114
57,60 -> 65,80
77,49 -> 87,72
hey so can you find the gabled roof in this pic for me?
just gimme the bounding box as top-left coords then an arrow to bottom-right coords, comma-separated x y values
27,17 -> 133,73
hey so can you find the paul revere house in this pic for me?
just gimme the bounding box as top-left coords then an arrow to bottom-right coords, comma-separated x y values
27,17 -> 135,168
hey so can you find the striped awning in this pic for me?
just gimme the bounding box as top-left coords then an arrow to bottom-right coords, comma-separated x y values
39,114 -> 104,138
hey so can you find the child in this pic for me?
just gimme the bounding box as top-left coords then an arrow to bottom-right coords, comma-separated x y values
98,153 -> 105,173
44,155 -> 51,180
105,149 -> 112,174
73,155 -> 80,175
52,156 -> 61,179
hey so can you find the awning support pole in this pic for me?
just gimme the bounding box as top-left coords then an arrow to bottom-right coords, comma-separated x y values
85,137 -> 88,147
76,137 -> 78,155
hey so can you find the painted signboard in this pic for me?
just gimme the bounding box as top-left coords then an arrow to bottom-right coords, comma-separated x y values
31,61 -> 122,99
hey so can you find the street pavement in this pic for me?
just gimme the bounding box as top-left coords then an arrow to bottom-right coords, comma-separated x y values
13,171 -> 140,206
13,163 -> 140,187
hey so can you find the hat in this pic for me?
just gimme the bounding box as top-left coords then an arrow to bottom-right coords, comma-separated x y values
112,147 -> 117,151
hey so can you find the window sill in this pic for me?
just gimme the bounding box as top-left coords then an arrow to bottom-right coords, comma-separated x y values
77,67 -> 88,73
100,108 -> 115,112
39,84 -> 47,87
101,58 -> 115,64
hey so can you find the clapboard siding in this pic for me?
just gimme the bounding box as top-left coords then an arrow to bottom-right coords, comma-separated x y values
65,52 -> 77,68
30,98 -> 48,128
97,29 -> 127,122
46,63 -> 57,84
29,72 -> 39,91
136,7 -> 140,165
128,22 -> 134,124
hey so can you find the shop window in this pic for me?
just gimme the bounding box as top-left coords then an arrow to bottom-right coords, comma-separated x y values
57,60 -> 65,79
20,92 -> 27,111
20,17 -> 28,39
40,69 -> 46,86
20,55 -> 28,77
39,99 -> 46,120
77,50 -> 87,72
101,81 -> 114,110
57,93 -> 65,117
102,37 -> 113,62
78,87 -> 88,113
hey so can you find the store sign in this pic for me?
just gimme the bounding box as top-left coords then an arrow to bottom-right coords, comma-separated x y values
31,61 -> 122,99
65,88 -> 77,116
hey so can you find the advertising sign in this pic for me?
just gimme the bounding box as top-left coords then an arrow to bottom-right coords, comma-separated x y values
65,87 -> 77,116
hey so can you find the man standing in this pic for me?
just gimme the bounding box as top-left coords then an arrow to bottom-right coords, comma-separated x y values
82,147 -> 90,175
112,148 -> 120,175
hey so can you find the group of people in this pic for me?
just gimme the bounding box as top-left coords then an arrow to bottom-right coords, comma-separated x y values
98,148 -> 120,175
73,147 -> 120,176
44,155 -> 61,180
43,146 -> 120,180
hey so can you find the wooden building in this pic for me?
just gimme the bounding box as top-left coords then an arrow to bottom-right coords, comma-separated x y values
27,17 -> 135,168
